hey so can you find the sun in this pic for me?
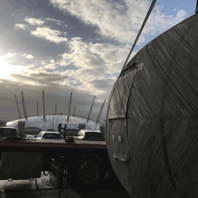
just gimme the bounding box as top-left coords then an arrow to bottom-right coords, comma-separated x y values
0,59 -> 23,80
0,59 -> 12,79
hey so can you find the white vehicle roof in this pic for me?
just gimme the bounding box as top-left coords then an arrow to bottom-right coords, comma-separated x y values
79,130 -> 101,133
40,131 -> 60,134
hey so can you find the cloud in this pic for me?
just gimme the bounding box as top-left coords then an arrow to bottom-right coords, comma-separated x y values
0,53 -> 36,69
44,62 -> 57,69
23,54 -> 34,59
25,17 -> 44,26
30,72 -> 68,82
24,17 -> 63,26
0,39 -> 127,100
41,61 -> 45,65
60,37 -> 132,74
44,18 -> 63,26
10,69 -> 68,86
31,27 -> 68,43
42,59 -> 59,69
1,53 -> 16,59
3,64 -> 75,92
57,37 -> 131,96
85,77 -> 115,92
59,37 -> 103,69
26,65 -> 36,70
10,1 -> 189,105
15,23 -> 27,30
63,67 -> 116,97
145,8 -> 188,34
0,55 -> 109,119
49,0 -> 188,44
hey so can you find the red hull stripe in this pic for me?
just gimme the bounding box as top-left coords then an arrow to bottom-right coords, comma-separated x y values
0,142 -> 106,150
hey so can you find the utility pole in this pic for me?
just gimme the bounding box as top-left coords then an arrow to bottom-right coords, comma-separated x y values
67,92 -> 72,121
37,102 -> 39,116
42,90 -> 45,120
15,95 -> 21,119
96,100 -> 106,123
87,96 -> 95,123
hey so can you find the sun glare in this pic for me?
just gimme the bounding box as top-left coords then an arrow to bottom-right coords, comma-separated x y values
0,59 -> 23,80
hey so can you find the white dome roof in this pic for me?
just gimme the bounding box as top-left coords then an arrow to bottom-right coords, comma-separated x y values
6,115 -> 103,131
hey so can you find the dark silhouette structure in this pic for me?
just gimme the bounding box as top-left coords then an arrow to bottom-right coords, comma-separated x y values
106,8 -> 198,198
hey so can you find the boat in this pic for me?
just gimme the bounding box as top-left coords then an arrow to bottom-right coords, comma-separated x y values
105,1 -> 198,198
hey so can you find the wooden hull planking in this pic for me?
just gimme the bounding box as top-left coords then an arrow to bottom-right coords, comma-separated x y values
106,13 -> 198,198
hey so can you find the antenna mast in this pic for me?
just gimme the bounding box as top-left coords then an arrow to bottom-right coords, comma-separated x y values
21,91 -> 28,120
15,95 -> 21,119
87,96 -> 95,123
42,90 -> 45,120
73,105 -> 76,116
67,92 -> 72,121
37,102 -> 39,116
96,100 -> 106,123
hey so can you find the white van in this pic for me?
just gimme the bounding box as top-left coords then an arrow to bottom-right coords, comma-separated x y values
74,130 -> 105,141
35,131 -> 63,140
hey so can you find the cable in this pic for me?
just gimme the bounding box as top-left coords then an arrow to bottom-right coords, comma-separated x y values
121,0 -> 157,70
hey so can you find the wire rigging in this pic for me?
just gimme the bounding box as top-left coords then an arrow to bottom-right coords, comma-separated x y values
121,0 -> 157,70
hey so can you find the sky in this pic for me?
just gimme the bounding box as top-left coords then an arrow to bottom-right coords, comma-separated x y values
0,0 -> 197,123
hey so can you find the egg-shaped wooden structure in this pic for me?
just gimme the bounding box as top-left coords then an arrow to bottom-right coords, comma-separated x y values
106,13 -> 198,198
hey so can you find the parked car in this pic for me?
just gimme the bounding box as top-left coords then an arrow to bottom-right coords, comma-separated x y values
0,127 -> 19,138
35,131 -> 63,140
74,130 -> 105,141
26,134 -> 35,139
